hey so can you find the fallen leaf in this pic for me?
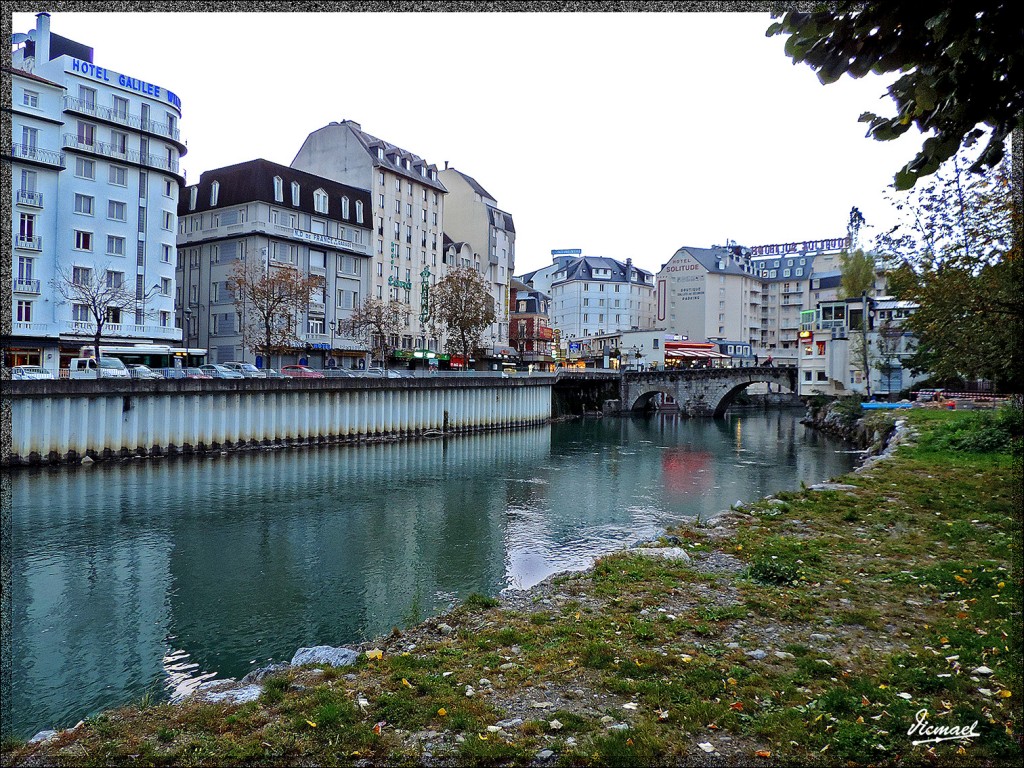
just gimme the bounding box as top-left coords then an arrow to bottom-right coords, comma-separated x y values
365,649 -> 383,660
729,701 -> 744,711
623,702 -> 638,710
626,738 -> 634,745
402,678 -> 413,688
998,690 -> 1012,698
861,696 -> 871,706
698,742 -> 715,753
755,750 -> 771,758
549,719 -> 564,730
681,655 -> 693,663
372,721 -> 385,735
438,708 -> 447,717
658,710 -> 670,721
727,677 -> 738,686
306,720 -> 317,728
478,733 -> 488,741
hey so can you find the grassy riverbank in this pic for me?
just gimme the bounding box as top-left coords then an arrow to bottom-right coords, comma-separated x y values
3,407 -> 1020,767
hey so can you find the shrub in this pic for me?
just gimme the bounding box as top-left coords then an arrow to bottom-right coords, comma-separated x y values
928,404 -> 1021,454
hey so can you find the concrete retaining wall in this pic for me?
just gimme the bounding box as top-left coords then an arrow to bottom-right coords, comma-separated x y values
2,377 -> 553,467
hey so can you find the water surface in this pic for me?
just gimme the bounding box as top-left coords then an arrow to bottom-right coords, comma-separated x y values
5,411 -> 856,737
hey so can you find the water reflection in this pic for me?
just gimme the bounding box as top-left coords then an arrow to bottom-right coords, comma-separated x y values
7,412 -> 855,737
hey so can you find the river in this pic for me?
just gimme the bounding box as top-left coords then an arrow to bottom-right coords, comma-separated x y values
3,410 -> 857,738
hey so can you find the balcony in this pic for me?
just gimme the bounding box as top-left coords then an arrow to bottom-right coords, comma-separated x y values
59,321 -> 183,340
9,143 -> 65,168
308,301 -> 326,316
62,134 -> 182,178
14,279 -> 41,294
16,235 -> 42,251
12,321 -> 56,336
16,189 -> 44,207
62,96 -> 182,143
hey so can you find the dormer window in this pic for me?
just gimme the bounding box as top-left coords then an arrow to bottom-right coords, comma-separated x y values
377,148 -> 385,160
341,196 -> 350,218
209,181 -> 219,207
420,165 -> 427,177
189,186 -> 198,210
314,188 -> 329,214
273,176 -> 284,202
430,170 -> 437,181
355,200 -> 364,223
291,181 -> 300,206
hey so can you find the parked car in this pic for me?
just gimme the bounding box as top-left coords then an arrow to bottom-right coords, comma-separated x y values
127,364 -> 162,380
259,368 -> 287,379
11,365 -> 55,380
281,365 -> 325,379
199,364 -> 244,379
222,362 -> 264,378
68,357 -> 130,379
362,367 -> 408,379
183,367 -> 213,379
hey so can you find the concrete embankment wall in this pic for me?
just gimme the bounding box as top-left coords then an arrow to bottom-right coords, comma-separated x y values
2,377 -> 553,467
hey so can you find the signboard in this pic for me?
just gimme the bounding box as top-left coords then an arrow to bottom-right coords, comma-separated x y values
749,237 -> 850,256
551,249 -> 582,255
68,58 -> 182,111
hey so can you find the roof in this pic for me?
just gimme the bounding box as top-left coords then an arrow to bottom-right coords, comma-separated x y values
341,120 -> 448,193
179,158 -> 371,225
554,255 -> 653,284
665,348 -> 732,359
487,206 -> 516,234
4,65 -> 64,88
669,247 -> 759,279
449,168 -> 495,202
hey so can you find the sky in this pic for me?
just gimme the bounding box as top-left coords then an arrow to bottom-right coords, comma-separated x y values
11,9 -> 926,276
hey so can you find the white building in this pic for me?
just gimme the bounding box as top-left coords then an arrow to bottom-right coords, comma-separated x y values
290,120 -> 448,354
176,159 -> 374,369
520,251 -> 657,351
7,13 -> 185,372
798,296 -> 925,398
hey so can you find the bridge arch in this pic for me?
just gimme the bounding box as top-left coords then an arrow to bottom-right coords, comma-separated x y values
620,367 -> 798,418
628,387 -> 680,412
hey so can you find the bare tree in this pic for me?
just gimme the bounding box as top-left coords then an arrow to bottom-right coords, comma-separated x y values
52,262 -> 150,365
429,266 -> 496,370
338,297 -> 412,370
226,256 -> 324,369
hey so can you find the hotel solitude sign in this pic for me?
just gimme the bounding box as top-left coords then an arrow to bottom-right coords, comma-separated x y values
749,237 -> 850,256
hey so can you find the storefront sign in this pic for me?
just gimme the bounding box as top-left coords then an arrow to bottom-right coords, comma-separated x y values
750,237 -> 850,256
69,58 -> 182,111
292,229 -> 346,249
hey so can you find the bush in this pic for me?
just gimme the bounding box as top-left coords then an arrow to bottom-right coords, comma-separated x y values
928,404 -> 1022,454
831,395 -> 864,428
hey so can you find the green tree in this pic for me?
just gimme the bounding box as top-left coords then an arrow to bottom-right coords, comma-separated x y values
429,267 -> 496,370
767,2 -> 1023,189
877,155 -> 1021,390
837,248 -> 877,300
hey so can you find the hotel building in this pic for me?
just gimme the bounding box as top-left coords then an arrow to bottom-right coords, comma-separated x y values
6,13 -> 185,372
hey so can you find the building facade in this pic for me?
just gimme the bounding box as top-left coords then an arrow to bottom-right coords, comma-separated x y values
521,251 -> 657,352
176,159 -> 373,368
290,120 -> 448,353
438,167 -> 515,354
509,279 -> 554,369
6,13 -> 185,372
798,296 -> 924,398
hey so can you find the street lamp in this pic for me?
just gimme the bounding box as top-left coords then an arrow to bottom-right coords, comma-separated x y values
631,344 -> 644,371
327,319 -> 337,369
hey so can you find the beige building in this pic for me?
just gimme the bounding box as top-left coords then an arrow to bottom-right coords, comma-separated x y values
438,167 -> 515,353
291,120 -> 448,352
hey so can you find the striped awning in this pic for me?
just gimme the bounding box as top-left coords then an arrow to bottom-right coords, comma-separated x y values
664,349 -> 732,359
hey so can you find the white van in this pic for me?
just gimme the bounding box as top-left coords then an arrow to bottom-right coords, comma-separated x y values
68,357 -> 130,379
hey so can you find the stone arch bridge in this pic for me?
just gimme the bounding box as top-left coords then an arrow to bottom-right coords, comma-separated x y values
620,367 -> 798,417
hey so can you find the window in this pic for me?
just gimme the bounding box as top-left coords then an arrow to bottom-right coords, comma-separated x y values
74,194 -> 94,215
73,266 -> 92,286
106,235 -> 125,256
74,231 -> 93,251
72,304 -> 90,322
79,85 -> 96,108
110,130 -> 128,155
22,89 -> 39,108
162,211 -> 173,230
109,165 -> 127,186
160,311 -> 170,328
16,300 -> 32,322
340,196 -> 350,218
210,181 -> 220,207
804,370 -> 813,382
77,121 -> 95,146
314,188 -> 328,213
112,95 -> 129,120
308,318 -> 325,335
291,181 -> 300,206
164,179 -> 175,198
160,277 -> 172,296
355,200 -> 364,223
108,200 -> 127,221
106,271 -> 124,290
161,244 -> 172,263
378,194 -> 385,208
273,176 -> 284,202
394,199 -> 400,214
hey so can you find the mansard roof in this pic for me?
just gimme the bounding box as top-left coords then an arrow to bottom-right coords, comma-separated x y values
344,121 -> 448,193
179,158 -> 371,226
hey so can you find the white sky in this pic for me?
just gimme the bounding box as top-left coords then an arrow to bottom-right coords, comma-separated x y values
12,10 -> 925,276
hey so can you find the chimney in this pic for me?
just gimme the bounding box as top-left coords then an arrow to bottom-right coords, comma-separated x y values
36,13 -> 51,64
444,161 -> 449,170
